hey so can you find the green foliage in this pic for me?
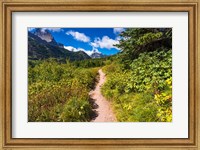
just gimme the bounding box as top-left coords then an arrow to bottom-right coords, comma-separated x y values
115,28 -> 172,63
73,58 -> 105,68
28,59 -> 98,122
101,50 -> 172,122
136,32 -> 163,46
60,96 -> 92,122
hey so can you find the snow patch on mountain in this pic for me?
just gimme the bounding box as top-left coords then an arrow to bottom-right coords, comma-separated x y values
64,46 -> 104,58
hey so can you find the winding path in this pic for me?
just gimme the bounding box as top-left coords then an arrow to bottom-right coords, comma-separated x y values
89,69 -> 116,122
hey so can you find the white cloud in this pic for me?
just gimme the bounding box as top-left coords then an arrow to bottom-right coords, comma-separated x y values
64,46 -> 100,56
113,28 -> 125,34
90,36 -> 120,50
66,31 -> 90,42
64,46 -> 79,52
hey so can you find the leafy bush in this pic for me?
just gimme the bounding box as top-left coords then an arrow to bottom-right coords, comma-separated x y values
101,50 -> 172,122
28,59 -> 98,122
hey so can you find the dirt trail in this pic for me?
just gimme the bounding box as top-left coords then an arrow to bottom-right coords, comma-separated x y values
89,69 -> 116,122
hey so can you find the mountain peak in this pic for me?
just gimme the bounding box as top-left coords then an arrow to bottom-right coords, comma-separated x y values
90,49 -> 106,58
92,49 -> 101,54
34,28 -> 54,43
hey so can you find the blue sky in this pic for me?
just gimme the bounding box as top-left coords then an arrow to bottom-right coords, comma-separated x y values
28,27 -> 125,56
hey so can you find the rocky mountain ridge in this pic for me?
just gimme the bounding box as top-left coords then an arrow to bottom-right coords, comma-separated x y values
28,29 -> 90,61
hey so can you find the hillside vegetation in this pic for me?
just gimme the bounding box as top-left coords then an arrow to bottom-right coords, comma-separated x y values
102,50 -> 172,122
101,28 -> 172,122
28,59 -> 100,121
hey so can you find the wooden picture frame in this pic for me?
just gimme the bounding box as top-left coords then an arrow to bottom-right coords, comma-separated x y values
0,0 -> 199,149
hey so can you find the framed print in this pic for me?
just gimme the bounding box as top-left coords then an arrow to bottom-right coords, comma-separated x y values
0,0 -> 199,149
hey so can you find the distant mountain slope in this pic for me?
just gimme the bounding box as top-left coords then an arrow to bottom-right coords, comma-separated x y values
28,30 -> 91,61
